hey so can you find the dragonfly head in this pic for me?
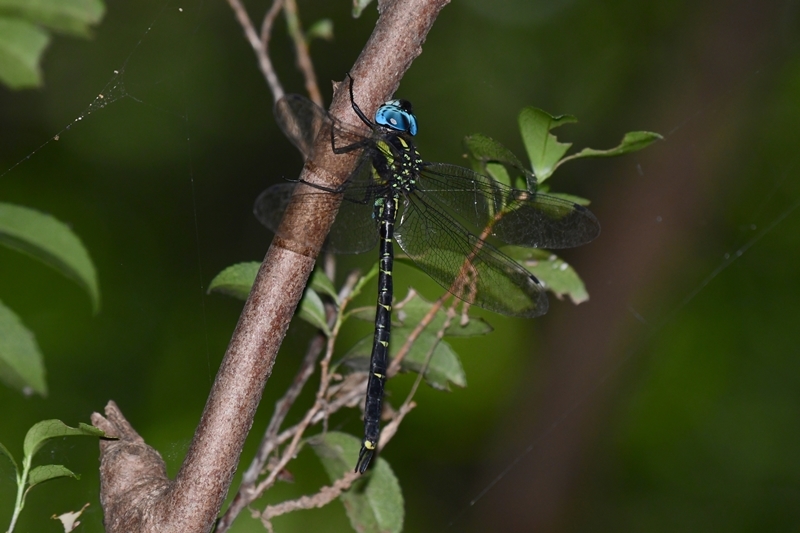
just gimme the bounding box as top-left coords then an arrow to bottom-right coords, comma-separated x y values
375,99 -> 418,136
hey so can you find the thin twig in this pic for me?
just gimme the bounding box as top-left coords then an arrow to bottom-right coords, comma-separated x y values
249,312 -> 355,500
263,339 -> 322,456
252,393 -> 326,496
283,0 -> 323,106
272,379 -> 365,447
260,471 -> 361,527
259,0 -> 285,55
224,0 -> 284,102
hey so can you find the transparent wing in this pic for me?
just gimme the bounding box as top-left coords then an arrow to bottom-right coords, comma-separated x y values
254,182 -> 295,234
253,180 -> 379,254
419,163 -> 600,249
395,193 -> 549,318
275,95 -> 370,162
266,95 -> 386,253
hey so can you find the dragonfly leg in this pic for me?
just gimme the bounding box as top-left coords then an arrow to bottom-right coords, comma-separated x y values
345,72 -> 374,129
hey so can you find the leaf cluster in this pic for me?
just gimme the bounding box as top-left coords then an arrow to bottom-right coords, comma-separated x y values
0,420 -> 106,533
0,203 -> 100,397
464,106 -> 660,303
0,0 -> 105,89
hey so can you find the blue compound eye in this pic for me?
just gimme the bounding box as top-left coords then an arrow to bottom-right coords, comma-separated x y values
375,99 -> 418,136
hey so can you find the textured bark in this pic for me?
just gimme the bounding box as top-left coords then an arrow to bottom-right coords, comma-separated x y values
93,0 -> 450,531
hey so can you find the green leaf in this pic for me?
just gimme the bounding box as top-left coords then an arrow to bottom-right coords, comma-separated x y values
394,330 -> 466,390
27,464 -> 78,488
503,247 -> 589,304
306,19 -> 333,42
0,299 -> 46,396
464,134 -> 524,170
209,263 -> 333,333
0,0 -> 105,89
23,420 -> 103,459
337,336 -> 371,370
0,440 -> 19,475
297,288 -> 330,335
0,18 -> 48,89
309,269 -> 338,302
484,162 -> 512,188
207,262 -> 260,300
309,431 -> 358,478
393,291 -> 493,338
0,0 -> 105,37
560,130 -> 663,164
439,315 -> 493,337
309,432 -> 404,533
349,306 -> 376,323
0,203 -> 100,312
518,106 -> 577,183
351,0 -> 375,18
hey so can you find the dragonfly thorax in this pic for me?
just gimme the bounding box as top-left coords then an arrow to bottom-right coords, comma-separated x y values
371,134 -> 423,193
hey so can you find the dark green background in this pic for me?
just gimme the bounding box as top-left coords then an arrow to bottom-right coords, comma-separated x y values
1,0 -> 799,531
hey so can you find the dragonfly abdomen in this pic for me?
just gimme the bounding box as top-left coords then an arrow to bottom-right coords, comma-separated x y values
356,193 -> 399,473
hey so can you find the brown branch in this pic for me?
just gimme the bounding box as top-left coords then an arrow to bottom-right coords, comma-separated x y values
259,471 -> 361,526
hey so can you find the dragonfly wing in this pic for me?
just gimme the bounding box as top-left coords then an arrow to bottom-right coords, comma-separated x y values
275,95 -> 371,163
420,163 -> 600,249
275,95 -> 329,161
254,181 -> 379,254
330,194 -> 379,254
395,192 -> 549,318
268,95 -> 382,253
254,182 -> 296,234
494,191 -> 600,248
328,156 -> 381,253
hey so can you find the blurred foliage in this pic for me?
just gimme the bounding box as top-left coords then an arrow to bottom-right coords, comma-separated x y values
0,0 -> 105,89
0,0 -> 799,532
0,420 -> 104,533
0,202 -> 100,397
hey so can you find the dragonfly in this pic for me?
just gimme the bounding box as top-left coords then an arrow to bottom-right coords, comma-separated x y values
254,75 -> 600,473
